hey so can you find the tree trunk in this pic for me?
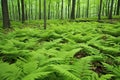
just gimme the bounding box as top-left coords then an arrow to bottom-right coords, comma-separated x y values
102,3 -> 105,16
17,0 -> 21,21
98,0 -> 103,20
25,2 -> 28,20
21,0 -> 25,23
44,0 -> 46,29
1,0 -> 10,28
57,2 -> 60,19
107,0 -> 110,16
68,0 -> 71,19
116,0 -> 120,15
35,0 -> 38,20
48,0 -> 51,19
11,0 -> 15,20
108,0 -> 114,19
39,0 -> 41,19
29,0 -> 31,20
76,0 -> 80,18
71,0 -> 76,19
61,0 -> 64,19
30,1 -> 33,20
86,0 -> 89,18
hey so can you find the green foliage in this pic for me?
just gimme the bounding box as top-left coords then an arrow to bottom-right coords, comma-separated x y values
0,21 -> 120,80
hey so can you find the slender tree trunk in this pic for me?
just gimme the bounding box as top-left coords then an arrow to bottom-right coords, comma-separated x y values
86,0 -> 89,18
68,0 -> 71,19
39,0 -> 42,19
29,0 -> 31,20
71,0 -> 76,19
55,2 -> 58,19
57,2 -> 60,19
107,0 -> 110,16
25,2 -> 28,20
61,0 -> 64,19
102,2 -> 105,16
1,0 -> 10,28
82,6 -> 84,18
114,1 -> 117,15
17,0 -> 21,21
48,0 -> 51,19
30,2 -> 33,20
108,0 -> 114,19
44,0 -> 46,29
8,0 -> 11,19
0,0 -> 2,19
116,0 -> 120,15
11,0 -> 15,20
98,0 -> 103,20
21,0 -> 25,23
76,0 -> 80,18
35,0 -> 38,20
65,6 -> 67,19
105,0 -> 108,16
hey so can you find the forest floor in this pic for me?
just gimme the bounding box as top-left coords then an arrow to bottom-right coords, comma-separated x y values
0,20 -> 120,80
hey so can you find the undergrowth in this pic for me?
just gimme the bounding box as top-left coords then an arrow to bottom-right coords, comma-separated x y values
0,21 -> 120,80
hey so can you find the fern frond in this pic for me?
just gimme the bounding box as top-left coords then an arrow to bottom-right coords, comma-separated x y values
50,65 -> 81,80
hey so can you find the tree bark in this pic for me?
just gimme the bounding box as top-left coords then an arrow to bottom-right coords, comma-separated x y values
17,0 -> 21,21
1,0 -> 10,28
68,0 -> 71,19
108,0 -> 114,19
48,0 -> 51,19
71,0 -> 76,19
61,0 -> 64,19
11,0 -> 15,20
39,0 -> 41,19
98,0 -> 103,20
44,0 -> 46,29
76,0 -> 80,18
86,0 -> 89,18
116,0 -> 120,15
21,0 -> 25,23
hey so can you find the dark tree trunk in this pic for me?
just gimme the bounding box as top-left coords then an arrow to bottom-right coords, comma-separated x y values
39,0 -> 41,19
1,0 -> 10,28
98,0 -> 103,20
29,0 -> 31,20
68,0 -> 71,19
116,0 -> 120,15
71,0 -> 76,19
108,0 -> 114,19
21,0 -> 25,23
48,0 -> 51,19
35,0 -> 38,20
61,0 -> 64,19
44,0 -> 46,29
107,0 -> 110,16
17,0 -> 21,21
86,0 -> 89,18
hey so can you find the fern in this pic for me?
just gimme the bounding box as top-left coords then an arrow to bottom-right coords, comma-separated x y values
49,65 -> 81,80
102,63 -> 120,79
71,56 -> 103,80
